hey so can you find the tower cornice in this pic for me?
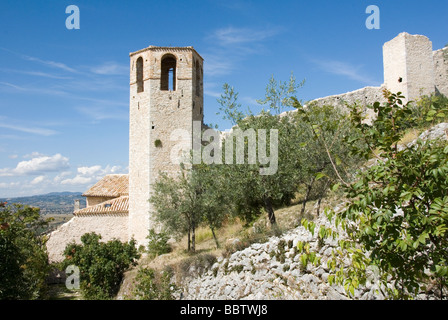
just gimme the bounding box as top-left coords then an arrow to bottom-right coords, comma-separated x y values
129,46 -> 203,61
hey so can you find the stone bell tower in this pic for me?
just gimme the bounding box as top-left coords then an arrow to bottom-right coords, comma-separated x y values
128,46 -> 204,246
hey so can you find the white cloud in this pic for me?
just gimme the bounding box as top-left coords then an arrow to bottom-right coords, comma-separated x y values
0,181 -> 20,189
30,175 -> 46,185
204,82 -> 224,98
76,105 -> 128,121
0,153 -> 70,177
310,58 -> 380,85
90,62 -> 128,75
77,165 -> 102,176
202,53 -> 235,77
203,25 -> 282,78
61,175 -> 93,186
0,81 -> 68,96
53,171 -> 72,183
20,54 -> 78,73
0,68 -> 72,79
60,165 -> 126,186
23,152 -> 46,159
210,26 -> 281,46
0,81 -> 24,90
0,123 -> 58,136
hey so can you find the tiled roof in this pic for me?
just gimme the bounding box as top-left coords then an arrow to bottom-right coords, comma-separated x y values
74,196 -> 129,215
82,174 -> 129,198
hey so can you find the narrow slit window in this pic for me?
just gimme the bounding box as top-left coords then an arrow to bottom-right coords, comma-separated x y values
136,57 -> 144,93
161,55 -> 176,91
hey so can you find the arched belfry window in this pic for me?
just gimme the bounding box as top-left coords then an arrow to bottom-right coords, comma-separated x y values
195,61 -> 201,96
136,57 -> 144,93
161,55 -> 176,91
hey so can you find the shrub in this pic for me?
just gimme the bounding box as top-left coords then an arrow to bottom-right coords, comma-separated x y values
132,267 -> 177,300
146,229 -> 172,258
404,94 -> 448,129
308,92 -> 448,299
176,253 -> 217,279
154,139 -> 162,148
62,232 -> 140,300
0,203 -> 51,299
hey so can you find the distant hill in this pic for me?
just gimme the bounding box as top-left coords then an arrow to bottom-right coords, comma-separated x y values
0,192 -> 86,215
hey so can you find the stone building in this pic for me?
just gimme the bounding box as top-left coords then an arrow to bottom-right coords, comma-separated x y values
46,33 -> 448,262
128,46 -> 204,246
46,46 -> 204,262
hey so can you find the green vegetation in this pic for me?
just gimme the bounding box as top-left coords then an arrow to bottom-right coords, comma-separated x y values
150,163 -> 229,252
0,202 -> 51,299
148,73 -> 448,299
62,232 -> 140,300
405,94 -> 448,129
2,73 -> 447,300
154,139 -> 163,148
131,267 -> 176,300
150,74 -> 362,250
301,91 -> 448,299
147,228 -> 172,258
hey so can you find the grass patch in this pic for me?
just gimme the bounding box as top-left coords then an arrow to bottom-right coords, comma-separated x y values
195,226 -> 214,244
399,128 -> 420,146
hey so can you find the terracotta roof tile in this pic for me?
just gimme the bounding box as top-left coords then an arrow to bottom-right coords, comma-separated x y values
82,174 -> 129,198
75,196 -> 129,215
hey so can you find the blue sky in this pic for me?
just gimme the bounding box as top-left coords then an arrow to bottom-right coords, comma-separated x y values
0,0 -> 447,197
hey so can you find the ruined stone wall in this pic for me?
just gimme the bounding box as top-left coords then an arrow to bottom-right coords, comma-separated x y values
312,33 -> 447,114
434,47 -> 448,97
383,33 -> 444,103
404,34 -> 435,100
46,214 -> 129,263
383,34 -> 408,98
306,86 -> 385,122
309,86 -> 385,109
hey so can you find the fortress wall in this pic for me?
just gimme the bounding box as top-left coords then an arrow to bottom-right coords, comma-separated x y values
383,33 -> 435,102
404,34 -> 435,100
46,214 -> 129,263
383,34 -> 408,98
434,47 -> 448,97
308,86 -> 385,121
310,86 -> 385,108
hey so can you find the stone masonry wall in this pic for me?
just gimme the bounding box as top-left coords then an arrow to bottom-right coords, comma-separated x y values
178,212 -> 435,300
383,33 -> 435,103
434,47 -> 448,97
308,86 -> 385,120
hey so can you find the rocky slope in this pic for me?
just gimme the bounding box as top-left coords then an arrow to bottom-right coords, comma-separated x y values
118,123 -> 447,300
178,211 -> 376,300
177,124 -> 448,300
177,210 -> 440,300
